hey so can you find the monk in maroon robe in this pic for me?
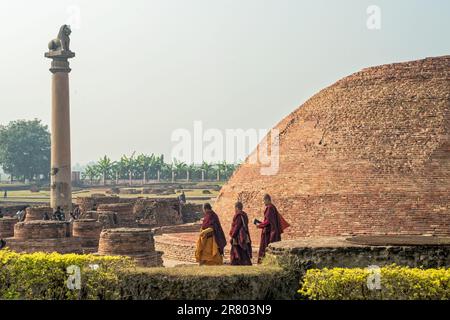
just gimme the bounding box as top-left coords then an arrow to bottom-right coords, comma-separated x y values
229,202 -> 252,265
256,194 -> 282,263
201,203 -> 227,255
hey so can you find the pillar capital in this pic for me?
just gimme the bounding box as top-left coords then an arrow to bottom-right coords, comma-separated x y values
44,50 -> 75,73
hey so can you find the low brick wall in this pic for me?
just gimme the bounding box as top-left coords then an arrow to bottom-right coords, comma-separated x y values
266,237 -> 450,272
97,203 -> 137,227
0,217 -> 18,238
5,237 -> 83,254
24,206 -> 52,222
14,221 -> 70,239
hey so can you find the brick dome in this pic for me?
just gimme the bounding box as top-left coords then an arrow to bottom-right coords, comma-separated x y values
214,56 -> 450,241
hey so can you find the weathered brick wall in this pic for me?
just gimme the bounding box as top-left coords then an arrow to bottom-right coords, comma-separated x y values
24,206 -> 52,222
97,203 -> 137,227
14,221 -> 69,239
266,237 -> 450,271
98,228 -> 163,267
0,217 -> 17,238
72,219 -> 102,249
214,56 -> 450,242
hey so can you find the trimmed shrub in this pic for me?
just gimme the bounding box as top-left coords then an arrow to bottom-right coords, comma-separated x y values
0,249 -> 134,300
299,265 -> 450,300
118,265 -> 292,300
0,250 -> 295,300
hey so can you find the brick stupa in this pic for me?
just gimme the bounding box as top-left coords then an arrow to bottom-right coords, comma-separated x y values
214,56 -> 450,242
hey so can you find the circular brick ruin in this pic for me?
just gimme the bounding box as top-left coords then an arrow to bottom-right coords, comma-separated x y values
98,228 -> 163,267
97,211 -> 118,229
6,220 -> 82,254
72,219 -> 102,252
14,220 -> 69,239
214,56 -> 450,240
0,217 -> 18,238
24,206 -> 52,222
97,203 -> 137,227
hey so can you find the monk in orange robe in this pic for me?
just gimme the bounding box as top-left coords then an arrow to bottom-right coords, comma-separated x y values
195,203 -> 227,265
229,201 -> 252,265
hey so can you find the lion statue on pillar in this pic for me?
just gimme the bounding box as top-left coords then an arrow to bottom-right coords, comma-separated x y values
48,25 -> 72,52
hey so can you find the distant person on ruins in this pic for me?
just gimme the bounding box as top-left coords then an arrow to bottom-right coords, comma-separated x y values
3,190 -> 7,198
0,208 -> 3,218
71,206 -> 81,220
16,207 -> 26,222
42,211 -> 50,220
53,206 -> 65,221
229,201 -> 252,266
195,203 -> 227,266
255,194 -> 290,263
179,191 -> 186,204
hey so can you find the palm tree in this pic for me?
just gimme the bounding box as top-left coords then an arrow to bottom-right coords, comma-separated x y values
119,152 -> 136,186
201,161 -> 213,181
96,155 -> 113,185
82,165 -> 99,185
136,153 -> 153,184
173,159 -> 187,181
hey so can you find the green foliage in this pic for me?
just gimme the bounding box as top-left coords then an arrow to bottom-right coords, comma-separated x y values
119,265 -> 294,300
0,250 -> 295,300
0,119 -> 50,181
298,266 -> 450,300
81,152 -> 239,183
0,249 -> 134,300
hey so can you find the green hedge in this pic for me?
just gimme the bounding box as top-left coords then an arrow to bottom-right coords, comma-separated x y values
299,266 -> 450,300
119,266 -> 293,300
0,249 -> 134,300
0,250 -> 294,300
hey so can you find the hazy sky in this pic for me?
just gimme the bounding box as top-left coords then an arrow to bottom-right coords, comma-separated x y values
0,0 -> 449,165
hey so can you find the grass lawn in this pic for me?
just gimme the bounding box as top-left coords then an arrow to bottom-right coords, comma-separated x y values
1,185 -> 219,204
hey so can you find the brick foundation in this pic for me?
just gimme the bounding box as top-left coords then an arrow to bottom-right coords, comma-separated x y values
97,203 -> 137,227
24,206 -> 52,222
98,228 -> 163,267
72,219 -> 102,250
0,217 -> 18,238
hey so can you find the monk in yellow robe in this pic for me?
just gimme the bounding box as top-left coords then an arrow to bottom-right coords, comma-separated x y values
195,203 -> 227,265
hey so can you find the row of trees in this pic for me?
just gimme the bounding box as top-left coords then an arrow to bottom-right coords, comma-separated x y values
82,154 -> 238,184
0,119 -> 239,184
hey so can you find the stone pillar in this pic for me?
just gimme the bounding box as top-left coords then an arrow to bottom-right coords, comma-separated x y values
45,42 -> 75,213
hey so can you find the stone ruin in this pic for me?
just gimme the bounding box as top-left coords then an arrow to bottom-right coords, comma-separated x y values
98,228 -> 163,267
97,203 -> 137,228
0,196 -> 204,266
6,220 -> 82,254
72,219 -> 102,253
0,216 -> 18,238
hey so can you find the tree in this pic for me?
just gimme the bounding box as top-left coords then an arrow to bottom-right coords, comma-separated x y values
96,155 -> 113,185
200,161 -> 213,181
0,119 -> 50,182
82,165 -> 99,184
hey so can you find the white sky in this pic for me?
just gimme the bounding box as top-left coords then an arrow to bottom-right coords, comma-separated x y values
0,0 -> 449,165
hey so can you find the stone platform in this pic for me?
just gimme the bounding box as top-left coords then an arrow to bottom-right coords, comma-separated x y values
267,236 -> 450,270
